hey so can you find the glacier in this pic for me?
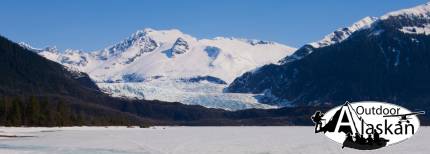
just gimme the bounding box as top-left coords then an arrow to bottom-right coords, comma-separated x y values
97,79 -> 277,110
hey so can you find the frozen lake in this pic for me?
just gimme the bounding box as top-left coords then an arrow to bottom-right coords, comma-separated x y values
0,126 -> 428,154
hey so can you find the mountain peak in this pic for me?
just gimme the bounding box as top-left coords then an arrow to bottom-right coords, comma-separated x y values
43,46 -> 60,53
135,28 -> 184,37
18,42 -> 36,50
309,2 -> 430,49
171,37 -> 190,55
349,16 -> 378,30
310,16 -> 378,48
18,42 -> 60,53
131,29 -> 151,38
381,2 -> 430,19
132,28 -> 183,37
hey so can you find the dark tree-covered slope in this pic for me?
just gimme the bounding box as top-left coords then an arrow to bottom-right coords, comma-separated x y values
227,10 -> 430,112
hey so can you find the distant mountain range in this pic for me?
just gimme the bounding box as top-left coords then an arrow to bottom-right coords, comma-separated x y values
0,35 -> 314,126
227,3 -> 430,112
22,29 -> 295,110
23,28 -> 295,83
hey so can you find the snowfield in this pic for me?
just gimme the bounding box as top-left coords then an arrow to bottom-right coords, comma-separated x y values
0,126 -> 428,154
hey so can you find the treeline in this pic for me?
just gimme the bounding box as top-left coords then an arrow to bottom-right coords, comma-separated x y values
0,96 -> 142,127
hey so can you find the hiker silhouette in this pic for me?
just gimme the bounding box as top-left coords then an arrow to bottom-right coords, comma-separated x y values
311,111 -> 324,133
316,103 -> 355,134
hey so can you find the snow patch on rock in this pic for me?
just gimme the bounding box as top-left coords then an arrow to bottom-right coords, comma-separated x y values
310,16 -> 378,48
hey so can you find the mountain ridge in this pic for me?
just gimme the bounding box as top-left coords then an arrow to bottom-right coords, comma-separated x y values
227,2 -> 430,112
24,28 -> 296,83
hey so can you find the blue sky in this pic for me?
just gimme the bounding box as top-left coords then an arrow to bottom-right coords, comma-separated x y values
0,0 -> 427,50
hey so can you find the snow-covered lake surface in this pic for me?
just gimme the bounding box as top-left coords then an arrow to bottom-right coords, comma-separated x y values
0,126 -> 428,154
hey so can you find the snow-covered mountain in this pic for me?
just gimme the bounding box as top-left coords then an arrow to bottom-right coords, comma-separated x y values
281,2 -> 430,64
25,28 -> 296,110
31,28 -> 295,83
228,2 -> 430,107
315,2 -> 430,46
310,2 -> 430,48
